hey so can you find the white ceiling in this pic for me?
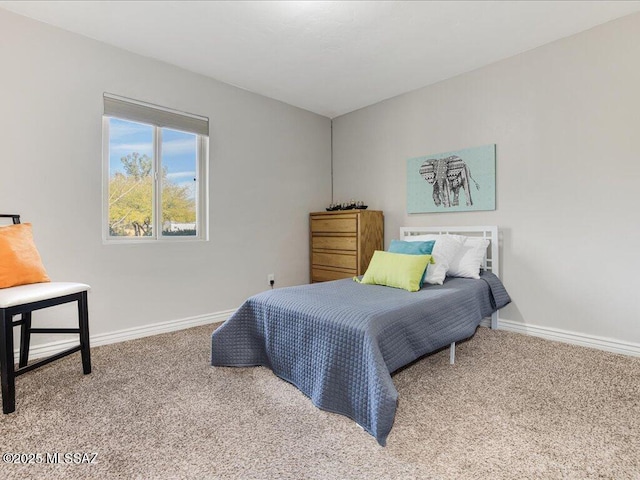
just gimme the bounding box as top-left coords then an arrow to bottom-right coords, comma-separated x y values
2,1 -> 640,118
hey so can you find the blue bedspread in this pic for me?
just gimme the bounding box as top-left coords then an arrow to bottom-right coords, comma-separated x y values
211,272 -> 510,445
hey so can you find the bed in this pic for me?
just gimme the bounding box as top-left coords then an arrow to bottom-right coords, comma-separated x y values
211,226 -> 510,445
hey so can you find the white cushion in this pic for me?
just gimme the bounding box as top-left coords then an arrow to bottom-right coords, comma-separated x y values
404,234 -> 465,285
448,237 -> 490,279
0,282 -> 90,308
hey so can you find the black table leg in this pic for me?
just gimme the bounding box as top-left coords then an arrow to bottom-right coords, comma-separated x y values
19,312 -> 31,368
0,309 -> 16,414
78,292 -> 91,375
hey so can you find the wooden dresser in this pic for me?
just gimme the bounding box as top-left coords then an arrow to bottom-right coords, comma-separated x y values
310,210 -> 384,283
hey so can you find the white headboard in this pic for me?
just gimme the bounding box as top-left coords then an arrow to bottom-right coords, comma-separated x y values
398,225 -> 500,328
399,225 -> 499,278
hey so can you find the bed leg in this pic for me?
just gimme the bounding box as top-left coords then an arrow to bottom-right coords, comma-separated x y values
491,312 -> 498,329
449,342 -> 455,365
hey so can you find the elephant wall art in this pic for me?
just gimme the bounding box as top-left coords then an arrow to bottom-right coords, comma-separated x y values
406,144 -> 496,213
419,155 -> 479,208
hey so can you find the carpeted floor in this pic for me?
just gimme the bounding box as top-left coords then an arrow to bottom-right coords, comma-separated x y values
1,324 -> 638,480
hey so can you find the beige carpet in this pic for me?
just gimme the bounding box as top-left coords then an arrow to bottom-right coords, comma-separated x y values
1,324 -> 638,480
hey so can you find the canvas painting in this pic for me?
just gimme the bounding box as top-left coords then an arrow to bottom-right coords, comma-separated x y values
407,144 -> 496,213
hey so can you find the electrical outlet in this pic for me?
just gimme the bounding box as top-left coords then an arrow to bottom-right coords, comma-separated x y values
268,274 -> 275,285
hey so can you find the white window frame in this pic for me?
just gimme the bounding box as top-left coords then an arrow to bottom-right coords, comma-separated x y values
102,95 -> 209,244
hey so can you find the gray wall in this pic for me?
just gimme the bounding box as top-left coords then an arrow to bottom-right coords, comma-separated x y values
332,13 -> 640,346
0,10 -> 330,345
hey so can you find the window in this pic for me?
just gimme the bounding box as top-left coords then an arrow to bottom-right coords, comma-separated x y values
102,94 -> 208,241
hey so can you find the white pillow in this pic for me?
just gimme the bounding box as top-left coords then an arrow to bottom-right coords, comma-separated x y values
448,237 -> 490,279
404,234 -> 465,285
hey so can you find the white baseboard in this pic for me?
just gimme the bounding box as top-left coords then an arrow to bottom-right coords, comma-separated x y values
15,309 -> 235,362
497,318 -> 640,357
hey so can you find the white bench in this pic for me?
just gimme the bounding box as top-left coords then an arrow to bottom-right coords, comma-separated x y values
0,281 -> 91,414
0,214 -> 91,414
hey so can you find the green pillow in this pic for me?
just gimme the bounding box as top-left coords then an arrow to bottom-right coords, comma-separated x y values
354,250 -> 434,292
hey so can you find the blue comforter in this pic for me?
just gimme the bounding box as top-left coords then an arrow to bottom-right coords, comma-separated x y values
211,272 -> 510,445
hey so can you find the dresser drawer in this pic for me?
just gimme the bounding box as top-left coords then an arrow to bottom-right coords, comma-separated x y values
311,235 -> 357,251
312,252 -> 357,270
311,267 -> 356,283
311,216 -> 357,234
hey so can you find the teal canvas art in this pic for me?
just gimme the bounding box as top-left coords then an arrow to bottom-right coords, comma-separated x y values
407,144 -> 496,213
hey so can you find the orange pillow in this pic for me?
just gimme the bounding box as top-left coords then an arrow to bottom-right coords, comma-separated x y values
0,223 -> 50,289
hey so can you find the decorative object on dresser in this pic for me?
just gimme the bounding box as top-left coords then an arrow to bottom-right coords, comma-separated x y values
310,210 -> 383,283
326,199 -> 368,211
